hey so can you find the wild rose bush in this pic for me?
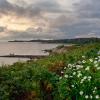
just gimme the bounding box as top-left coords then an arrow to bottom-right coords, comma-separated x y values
58,50 -> 100,100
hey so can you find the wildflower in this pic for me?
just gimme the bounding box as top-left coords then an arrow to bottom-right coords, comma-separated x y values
69,67 -> 72,69
88,76 -> 92,79
97,67 -> 100,70
64,75 -> 68,78
82,56 -> 85,58
77,73 -> 82,77
98,59 -> 100,62
85,67 -> 90,71
93,90 -> 96,93
72,65 -> 76,68
85,95 -> 89,99
90,95 -> 93,99
94,87 -> 97,90
82,60 -> 86,63
73,72 -> 76,75
95,57 -> 98,60
88,78 -> 91,81
76,65 -> 83,69
89,59 -> 93,62
71,85 -> 74,88
80,79 -> 84,84
79,91 -> 84,95
95,64 -> 98,67
95,95 -> 99,99
94,61 -> 98,64
64,67 -> 67,69
61,71 -> 64,74
68,64 -> 72,67
59,77 -> 62,80
83,76 -> 87,80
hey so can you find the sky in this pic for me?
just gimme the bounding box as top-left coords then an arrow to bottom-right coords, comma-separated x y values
0,0 -> 100,40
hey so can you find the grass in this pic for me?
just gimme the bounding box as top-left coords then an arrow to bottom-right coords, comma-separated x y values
0,43 -> 100,100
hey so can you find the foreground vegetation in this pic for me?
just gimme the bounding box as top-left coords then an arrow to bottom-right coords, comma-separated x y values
0,43 -> 100,100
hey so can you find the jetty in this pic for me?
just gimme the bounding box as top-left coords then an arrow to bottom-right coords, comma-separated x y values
0,54 -> 48,59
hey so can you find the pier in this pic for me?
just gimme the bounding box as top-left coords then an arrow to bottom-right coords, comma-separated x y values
0,54 -> 48,59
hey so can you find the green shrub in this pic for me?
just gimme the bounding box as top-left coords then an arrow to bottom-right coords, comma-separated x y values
58,50 -> 100,100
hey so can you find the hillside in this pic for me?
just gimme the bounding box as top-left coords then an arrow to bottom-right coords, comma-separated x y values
9,37 -> 100,44
0,43 -> 100,100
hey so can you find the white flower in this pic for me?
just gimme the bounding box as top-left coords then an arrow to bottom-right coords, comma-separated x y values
64,75 -> 68,78
64,67 -> 67,69
97,67 -> 100,70
95,64 -> 99,67
68,64 -> 72,67
88,78 -> 91,81
94,87 -> 97,90
82,60 -> 86,63
61,71 -> 64,74
98,59 -> 100,62
80,79 -> 84,83
93,90 -> 96,93
87,77 -> 91,81
85,67 -> 90,71
73,72 -> 76,75
95,95 -> 99,99
94,61 -> 98,64
80,81 -> 83,84
89,59 -> 93,62
85,95 -> 89,99
95,57 -> 98,60
77,73 -> 82,77
79,91 -> 84,95
83,76 -> 87,80
76,65 -> 83,69
98,56 -> 100,58
71,85 -> 74,88
88,76 -> 92,79
90,95 -> 93,99
82,56 -> 85,58
59,77 -> 62,80
69,67 -> 72,69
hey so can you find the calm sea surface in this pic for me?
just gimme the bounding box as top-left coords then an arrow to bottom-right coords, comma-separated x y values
0,42 -> 64,66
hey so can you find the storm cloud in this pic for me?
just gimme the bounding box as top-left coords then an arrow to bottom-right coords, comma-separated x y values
0,0 -> 100,40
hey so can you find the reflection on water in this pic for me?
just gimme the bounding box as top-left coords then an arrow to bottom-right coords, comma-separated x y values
0,42 -> 63,65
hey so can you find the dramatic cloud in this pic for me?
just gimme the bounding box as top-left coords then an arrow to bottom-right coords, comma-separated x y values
0,0 -> 100,40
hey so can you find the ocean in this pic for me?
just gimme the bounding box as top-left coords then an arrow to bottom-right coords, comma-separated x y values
0,42 -> 64,65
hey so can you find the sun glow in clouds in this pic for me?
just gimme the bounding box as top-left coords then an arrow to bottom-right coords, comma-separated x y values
0,15 -> 35,31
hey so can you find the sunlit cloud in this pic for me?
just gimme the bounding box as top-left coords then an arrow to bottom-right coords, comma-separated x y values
0,0 -> 100,40
0,15 -> 35,31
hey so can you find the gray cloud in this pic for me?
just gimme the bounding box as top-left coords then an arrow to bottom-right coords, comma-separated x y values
0,0 -> 41,18
0,0 -> 65,18
0,0 -> 100,40
74,0 -> 100,18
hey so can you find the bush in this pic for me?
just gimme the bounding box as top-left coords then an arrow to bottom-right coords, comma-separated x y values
58,50 -> 100,100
